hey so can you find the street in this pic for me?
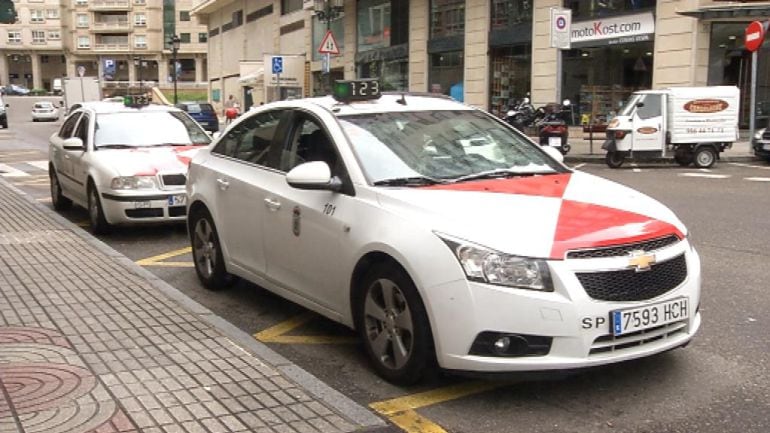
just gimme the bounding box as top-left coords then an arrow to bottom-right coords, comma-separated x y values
2,95 -> 769,433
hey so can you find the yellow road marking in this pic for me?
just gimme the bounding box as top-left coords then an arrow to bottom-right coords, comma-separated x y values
135,246 -> 192,266
36,197 -> 52,203
141,261 -> 195,268
254,311 -> 356,344
370,381 -> 502,433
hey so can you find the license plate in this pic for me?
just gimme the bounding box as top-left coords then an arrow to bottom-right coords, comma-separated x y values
548,137 -> 562,147
168,194 -> 186,206
611,297 -> 689,336
134,201 -> 150,209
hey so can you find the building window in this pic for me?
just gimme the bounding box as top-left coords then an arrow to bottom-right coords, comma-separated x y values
41,55 -> 49,64
75,0 -> 88,5
564,0 -> 656,20
180,33 -> 190,43
46,9 -> 59,19
357,0 -> 391,52
32,30 -> 45,43
134,0 -> 146,4
77,14 -> 89,28
134,13 -> 146,26
7,31 -> 21,44
233,10 -> 243,26
180,11 -> 190,21
491,0 -> 531,29
48,30 -> 60,40
281,0 -> 302,15
198,32 -> 207,43
430,0 -> 465,38
77,36 -> 90,48
135,34 -> 146,48
30,9 -> 45,23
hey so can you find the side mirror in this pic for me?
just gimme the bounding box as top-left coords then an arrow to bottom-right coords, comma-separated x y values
62,137 -> 85,151
542,145 -> 564,163
636,102 -> 645,108
286,161 -> 342,192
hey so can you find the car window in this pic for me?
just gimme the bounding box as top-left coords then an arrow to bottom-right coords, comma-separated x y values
637,94 -> 661,120
199,103 -> 215,113
93,111 -> 211,148
59,112 -> 82,138
280,114 -> 338,173
184,104 -> 202,114
212,110 -> 283,167
74,114 -> 90,146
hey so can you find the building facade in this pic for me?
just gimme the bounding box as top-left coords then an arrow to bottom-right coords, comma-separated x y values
194,0 -> 770,126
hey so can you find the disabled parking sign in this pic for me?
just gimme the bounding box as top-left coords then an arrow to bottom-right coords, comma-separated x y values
272,57 -> 283,74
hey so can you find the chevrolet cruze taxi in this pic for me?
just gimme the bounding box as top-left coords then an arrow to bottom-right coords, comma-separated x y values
186,80 -> 701,384
49,98 -> 211,233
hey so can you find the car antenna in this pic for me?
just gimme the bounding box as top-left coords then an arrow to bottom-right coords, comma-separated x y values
396,93 -> 407,105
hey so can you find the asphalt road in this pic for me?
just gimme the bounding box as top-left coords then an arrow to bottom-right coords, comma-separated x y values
1,102 -> 769,433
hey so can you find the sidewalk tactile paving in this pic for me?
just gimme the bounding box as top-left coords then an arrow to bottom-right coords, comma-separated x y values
0,181 -> 384,432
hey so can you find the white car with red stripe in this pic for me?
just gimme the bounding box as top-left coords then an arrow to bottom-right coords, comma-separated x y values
186,84 -> 701,385
48,101 -> 211,233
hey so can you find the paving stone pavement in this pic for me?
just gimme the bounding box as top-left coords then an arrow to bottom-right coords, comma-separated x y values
0,178 -> 386,433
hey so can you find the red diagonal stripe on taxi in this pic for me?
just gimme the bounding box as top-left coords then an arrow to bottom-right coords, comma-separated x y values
422,173 -> 572,198
551,200 -> 684,259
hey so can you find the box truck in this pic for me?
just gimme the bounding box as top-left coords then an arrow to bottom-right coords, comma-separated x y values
603,86 -> 740,168
62,77 -> 102,113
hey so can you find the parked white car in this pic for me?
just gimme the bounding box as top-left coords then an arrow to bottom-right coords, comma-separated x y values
186,83 -> 701,384
31,101 -> 60,122
49,100 -> 211,233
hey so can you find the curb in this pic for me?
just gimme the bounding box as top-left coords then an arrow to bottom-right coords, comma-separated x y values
0,177 -> 387,431
564,154 -> 763,164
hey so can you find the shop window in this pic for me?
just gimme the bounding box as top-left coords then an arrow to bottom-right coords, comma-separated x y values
491,0 -> 531,29
358,58 -> 407,91
429,51 -> 464,99
489,45 -> 531,117
564,0 -> 656,20
430,0 -> 464,38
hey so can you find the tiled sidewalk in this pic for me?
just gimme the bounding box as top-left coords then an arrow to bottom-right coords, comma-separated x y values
0,178 -> 385,433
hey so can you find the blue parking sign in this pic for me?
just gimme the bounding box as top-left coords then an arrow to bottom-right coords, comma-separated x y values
272,57 -> 283,74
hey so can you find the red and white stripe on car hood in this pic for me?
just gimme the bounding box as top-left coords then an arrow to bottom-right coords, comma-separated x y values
377,171 -> 685,260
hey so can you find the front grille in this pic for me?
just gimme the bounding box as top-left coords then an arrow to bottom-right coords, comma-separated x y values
125,208 -> 163,218
161,174 -> 186,186
576,254 -> 687,302
567,235 -> 680,259
589,321 -> 688,355
763,130 -> 770,140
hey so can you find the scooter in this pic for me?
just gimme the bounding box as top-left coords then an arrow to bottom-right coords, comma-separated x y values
505,98 -> 538,132
535,100 -> 572,155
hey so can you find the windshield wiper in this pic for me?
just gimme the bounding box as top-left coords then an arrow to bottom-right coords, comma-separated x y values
373,176 -> 447,186
96,144 -> 134,149
451,169 -> 555,183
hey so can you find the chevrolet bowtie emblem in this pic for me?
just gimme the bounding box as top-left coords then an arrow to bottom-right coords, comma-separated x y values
628,250 -> 656,272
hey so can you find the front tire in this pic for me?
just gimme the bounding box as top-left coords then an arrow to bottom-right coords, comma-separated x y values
356,263 -> 434,385
88,183 -> 111,234
693,147 -> 716,168
190,209 -> 236,290
605,151 -> 625,168
49,168 -> 72,211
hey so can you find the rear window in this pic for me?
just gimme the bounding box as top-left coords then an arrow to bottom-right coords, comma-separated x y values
182,103 -> 214,114
34,102 -> 53,109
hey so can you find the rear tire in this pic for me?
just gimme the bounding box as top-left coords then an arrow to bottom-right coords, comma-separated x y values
605,151 -> 625,168
49,168 -> 72,211
356,262 -> 434,385
190,208 -> 236,290
693,147 -> 716,168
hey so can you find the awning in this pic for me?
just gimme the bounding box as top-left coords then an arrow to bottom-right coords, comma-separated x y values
238,68 -> 264,87
678,5 -> 770,20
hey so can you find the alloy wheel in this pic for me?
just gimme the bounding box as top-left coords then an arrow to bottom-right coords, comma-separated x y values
363,278 -> 414,370
193,217 -> 216,280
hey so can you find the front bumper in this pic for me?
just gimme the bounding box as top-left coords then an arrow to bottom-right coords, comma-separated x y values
752,139 -> 770,159
425,239 -> 701,372
100,190 -> 188,224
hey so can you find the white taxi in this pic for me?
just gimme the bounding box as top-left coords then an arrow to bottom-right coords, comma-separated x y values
186,80 -> 701,384
49,98 -> 211,233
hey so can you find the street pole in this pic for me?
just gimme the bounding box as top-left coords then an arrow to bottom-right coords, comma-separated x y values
170,35 -> 180,105
750,50 -> 757,143
325,2 -> 331,95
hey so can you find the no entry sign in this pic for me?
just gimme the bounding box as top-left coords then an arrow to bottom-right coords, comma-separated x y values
745,21 -> 765,52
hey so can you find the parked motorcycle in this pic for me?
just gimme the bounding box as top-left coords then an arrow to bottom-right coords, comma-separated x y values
536,100 -> 571,155
504,98 -> 538,132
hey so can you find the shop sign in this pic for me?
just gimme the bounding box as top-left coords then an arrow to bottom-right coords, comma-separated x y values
570,11 -> 655,48
683,99 -> 729,114
550,8 -> 572,50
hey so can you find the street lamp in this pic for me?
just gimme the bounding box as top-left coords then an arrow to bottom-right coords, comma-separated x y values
133,55 -> 144,93
169,35 -> 180,104
313,0 -> 344,94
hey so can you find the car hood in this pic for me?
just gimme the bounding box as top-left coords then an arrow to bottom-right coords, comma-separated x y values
96,145 -> 204,176
374,171 -> 686,259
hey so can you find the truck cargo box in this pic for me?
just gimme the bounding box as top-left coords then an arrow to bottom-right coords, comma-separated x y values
666,86 -> 739,144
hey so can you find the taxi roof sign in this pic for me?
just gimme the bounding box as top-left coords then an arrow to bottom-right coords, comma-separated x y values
318,30 -> 340,55
332,79 -> 381,103
123,95 -> 151,108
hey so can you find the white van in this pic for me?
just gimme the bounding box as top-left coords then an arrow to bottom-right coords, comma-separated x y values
52,78 -> 62,95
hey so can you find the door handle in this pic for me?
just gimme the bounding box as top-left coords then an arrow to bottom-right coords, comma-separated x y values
264,198 -> 281,211
216,178 -> 229,190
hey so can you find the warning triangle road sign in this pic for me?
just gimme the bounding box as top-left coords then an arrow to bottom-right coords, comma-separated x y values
318,30 -> 340,55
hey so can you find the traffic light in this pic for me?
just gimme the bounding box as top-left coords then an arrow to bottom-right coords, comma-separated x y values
0,0 -> 17,24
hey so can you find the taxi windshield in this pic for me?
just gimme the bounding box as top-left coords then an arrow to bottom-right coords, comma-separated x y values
94,111 -> 211,148
338,110 -> 564,183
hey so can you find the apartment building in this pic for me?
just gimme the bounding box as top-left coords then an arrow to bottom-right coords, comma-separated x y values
0,0 -> 65,90
193,0 -> 770,127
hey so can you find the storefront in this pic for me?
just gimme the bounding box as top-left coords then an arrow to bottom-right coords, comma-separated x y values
428,0 -> 465,99
488,0 -> 532,116
356,0 -> 409,91
561,2 -> 656,126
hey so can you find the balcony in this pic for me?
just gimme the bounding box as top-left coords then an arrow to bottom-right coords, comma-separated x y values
91,21 -> 131,32
89,0 -> 130,11
93,42 -> 130,51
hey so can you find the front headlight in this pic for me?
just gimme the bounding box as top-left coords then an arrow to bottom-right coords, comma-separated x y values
437,234 -> 553,292
110,176 -> 157,190
754,128 -> 765,140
